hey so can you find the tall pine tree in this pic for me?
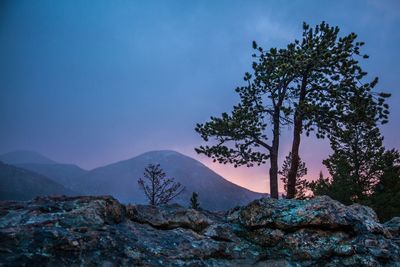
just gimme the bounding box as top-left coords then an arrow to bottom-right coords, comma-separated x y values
195,42 -> 296,199
195,22 -> 390,199
285,22 -> 390,198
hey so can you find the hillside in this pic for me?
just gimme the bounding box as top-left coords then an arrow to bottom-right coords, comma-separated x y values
74,150 -> 266,210
0,150 -> 57,165
0,150 -> 88,192
0,150 -> 266,210
0,162 -> 77,200
15,163 -> 87,191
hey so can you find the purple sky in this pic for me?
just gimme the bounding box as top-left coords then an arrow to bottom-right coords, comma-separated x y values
1,0 -> 399,193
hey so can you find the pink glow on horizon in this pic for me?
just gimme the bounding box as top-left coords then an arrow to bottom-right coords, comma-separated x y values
198,157 -> 329,194
182,137 -> 332,194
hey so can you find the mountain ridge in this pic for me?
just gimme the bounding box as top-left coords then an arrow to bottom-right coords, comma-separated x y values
15,163 -> 88,191
0,162 -> 77,200
93,150 -> 263,194
0,150 -> 267,210
0,150 -> 57,165
72,150 -> 267,210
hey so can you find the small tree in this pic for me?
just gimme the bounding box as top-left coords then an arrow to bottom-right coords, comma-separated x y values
368,150 -> 400,221
189,192 -> 200,210
138,164 -> 184,206
311,92 -> 387,203
279,152 -> 308,199
309,92 -> 394,206
308,171 -> 356,205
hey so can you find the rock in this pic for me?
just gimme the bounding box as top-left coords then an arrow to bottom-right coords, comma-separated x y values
202,223 -> 239,242
0,195 -> 399,266
250,228 -> 286,247
126,203 -> 213,232
232,196 -> 389,236
384,217 -> 400,237
229,196 -> 399,265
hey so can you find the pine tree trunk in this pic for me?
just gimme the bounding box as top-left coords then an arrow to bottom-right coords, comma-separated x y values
269,111 -> 280,199
287,75 -> 308,199
287,113 -> 302,198
269,150 -> 279,199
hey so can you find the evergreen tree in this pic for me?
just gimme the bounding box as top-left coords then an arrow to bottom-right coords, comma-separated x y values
138,164 -> 185,206
195,42 -> 296,199
367,150 -> 400,222
285,22 -> 390,199
310,149 -> 400,222
190,192 -> 200,210
195,22 -> 390,199
311,93 -> 387,203
308,171 -> 356,205
279,152 -> 308,199
322,127 -> 385,203
309,94 -> 396,212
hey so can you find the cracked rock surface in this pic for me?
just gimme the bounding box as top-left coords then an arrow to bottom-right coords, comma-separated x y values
0,195 -> 399,266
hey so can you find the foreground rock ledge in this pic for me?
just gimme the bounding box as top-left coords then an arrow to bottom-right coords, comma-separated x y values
0,196 -> 399,266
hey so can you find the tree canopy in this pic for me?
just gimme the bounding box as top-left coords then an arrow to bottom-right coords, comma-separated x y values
195,22 -> 390,199
308,93 -> 398,221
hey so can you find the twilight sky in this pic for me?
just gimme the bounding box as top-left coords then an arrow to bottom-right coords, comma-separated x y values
1,0 -> 399,193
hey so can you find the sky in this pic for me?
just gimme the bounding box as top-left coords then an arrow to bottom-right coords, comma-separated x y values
1,0 -> 399,193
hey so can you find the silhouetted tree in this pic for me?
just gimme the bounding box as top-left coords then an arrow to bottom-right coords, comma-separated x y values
284,22 -> 390,199
367,149 -> 400,221
195,42 -> 296,199
309,91 -> 388,203
309,91 -> 397,213
195,22 -> 390,199
308,171 -> 356,205
189,192 -> 200,210
310,149 -> 400,221
138,164 -> 184,206
279,152 -> 308,199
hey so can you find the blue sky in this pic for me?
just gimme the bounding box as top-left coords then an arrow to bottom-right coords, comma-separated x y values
1,0 -> 399,192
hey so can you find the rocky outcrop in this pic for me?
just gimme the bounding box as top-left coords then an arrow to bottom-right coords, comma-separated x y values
385,217 -> 400,237
0,195 -> 398,266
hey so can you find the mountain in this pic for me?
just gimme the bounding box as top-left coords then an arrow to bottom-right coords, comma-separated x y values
0,150 -> 266,210
15,163 -> 88,190
0,161 -> 77,201
0,151 -> 88,191
74,150 -> 266,210
0,150 -> 57,165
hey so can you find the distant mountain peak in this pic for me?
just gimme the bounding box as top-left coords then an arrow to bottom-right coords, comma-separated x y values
75,149 -> 266,210
0,150 -> 57,165
140,150 -> 184,157
126,150 -> 190,164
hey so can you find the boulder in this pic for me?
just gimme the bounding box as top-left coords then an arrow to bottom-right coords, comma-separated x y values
229,196 -> 390,236
126,203 -> 213,232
